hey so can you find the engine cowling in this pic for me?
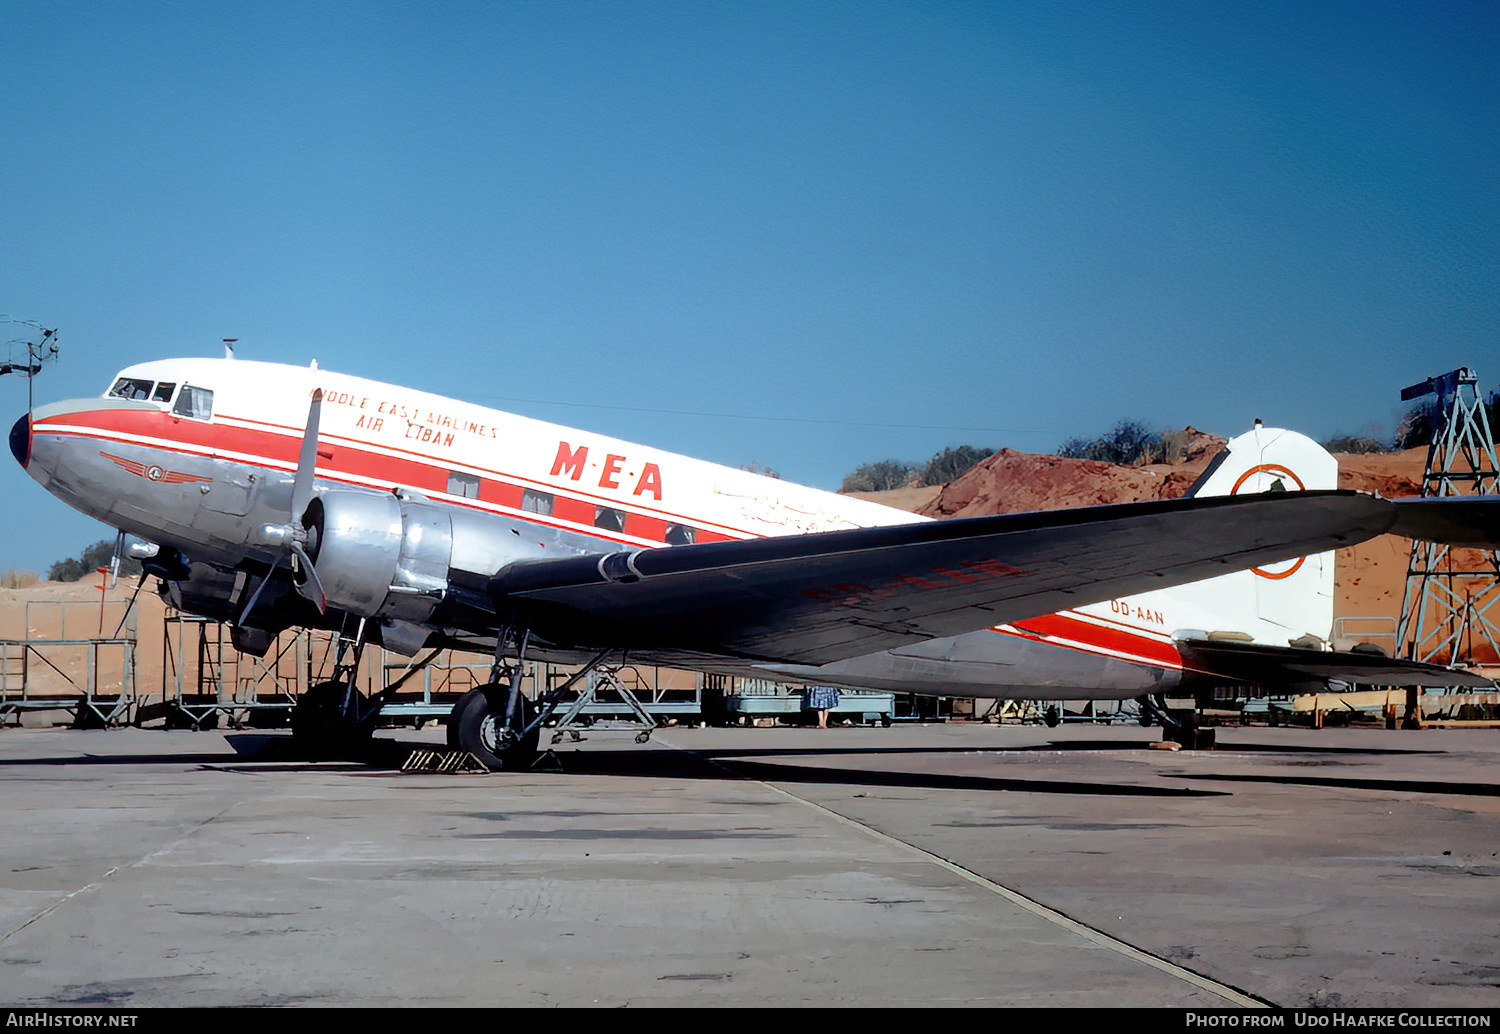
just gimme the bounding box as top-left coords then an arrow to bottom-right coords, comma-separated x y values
300,491 -> 462,654
303,492 -> 405,616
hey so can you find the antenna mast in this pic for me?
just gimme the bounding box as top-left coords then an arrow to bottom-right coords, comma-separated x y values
0,319 -> 61,413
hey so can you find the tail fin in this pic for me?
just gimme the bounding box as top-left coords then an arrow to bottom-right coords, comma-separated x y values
1172,425 -> 1338,645
1186,423 -> 1338,501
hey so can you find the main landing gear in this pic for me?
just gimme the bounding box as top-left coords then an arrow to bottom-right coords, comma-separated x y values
291,618 -> 380,760
445,626 -> 539,771
293,681 -> 375,758
1139,693 -> 1216,750
446,634 -> 628,772
448,683 -> 540,771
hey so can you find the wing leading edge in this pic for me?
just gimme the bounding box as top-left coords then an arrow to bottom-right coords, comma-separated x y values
488,490 -> 1430,665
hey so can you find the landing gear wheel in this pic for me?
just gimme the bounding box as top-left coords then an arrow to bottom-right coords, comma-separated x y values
449,685 -> 540,771
1163,708 -> 1215,750
292,681 -> 373,760
1043,705 -> 1061,728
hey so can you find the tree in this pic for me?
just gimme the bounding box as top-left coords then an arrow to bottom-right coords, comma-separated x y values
1322,435 -> 1391,455
1395,390 -> 1500,451
918,445 -> 994,487
1395,399 -> 1441,450
1058,420 -> 1163,465
840,459 -> 917,493
47,540 -> 142,583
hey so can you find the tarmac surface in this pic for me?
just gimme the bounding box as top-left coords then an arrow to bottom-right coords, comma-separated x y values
1,720 -> 1498,1009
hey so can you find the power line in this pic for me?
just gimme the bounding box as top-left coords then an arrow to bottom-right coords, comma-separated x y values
461,392 -> 1059,437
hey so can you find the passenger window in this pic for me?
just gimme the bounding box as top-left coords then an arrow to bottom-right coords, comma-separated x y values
108,378 -> 154,401
594,507 -> 626,532
665,523 -> 697,545
447,471 -> 481,499
173,385 -> 214,420
152,382 -> 177,403
522,489 -> 554,516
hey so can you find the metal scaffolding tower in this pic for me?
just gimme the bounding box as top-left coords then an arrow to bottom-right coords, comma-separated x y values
1396,368 -> 1500,666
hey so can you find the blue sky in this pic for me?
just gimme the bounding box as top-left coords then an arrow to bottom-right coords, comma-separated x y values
3,1 -> 1497,573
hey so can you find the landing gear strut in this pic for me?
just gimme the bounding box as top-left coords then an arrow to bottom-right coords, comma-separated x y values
448,683 -> 540,771
446,634 -> 628,772
292,617 -> 378,759
293,681 -> 374,758
1140,693 -> 1216,750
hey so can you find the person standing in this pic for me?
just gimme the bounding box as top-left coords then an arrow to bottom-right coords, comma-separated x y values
804,685 -> 841,729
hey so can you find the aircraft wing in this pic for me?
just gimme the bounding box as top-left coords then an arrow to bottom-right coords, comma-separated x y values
1176,638 -> 1496,689
489,490 -> 1412,665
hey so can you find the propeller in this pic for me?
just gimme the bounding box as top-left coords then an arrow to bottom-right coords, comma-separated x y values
238,389 -> 328,625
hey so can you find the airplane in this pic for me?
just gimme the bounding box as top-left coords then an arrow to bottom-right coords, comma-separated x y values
10,355 -> 1498,766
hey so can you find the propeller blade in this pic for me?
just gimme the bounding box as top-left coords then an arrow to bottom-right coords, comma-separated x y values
291,388 -> 323,521
240,388 -> 330,628
236,560 -> 283,627
289,541 -> 328,614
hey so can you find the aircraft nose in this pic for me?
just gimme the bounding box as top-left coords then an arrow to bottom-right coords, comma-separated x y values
9,413 -> 29,469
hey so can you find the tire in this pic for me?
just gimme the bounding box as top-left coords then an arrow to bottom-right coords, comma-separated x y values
1043,705 -> 1061,728
1163,709 -> 1206,748
292,681 -> 373,760
449,685 -> 540,772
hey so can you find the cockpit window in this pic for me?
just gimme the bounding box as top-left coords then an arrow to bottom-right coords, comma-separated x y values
108,378 -> 155,401
151,382 -> 177,403
173,385 -> 214,420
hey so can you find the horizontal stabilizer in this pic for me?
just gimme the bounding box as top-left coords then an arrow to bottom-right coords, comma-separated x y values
1177,637 -> 1495,689
1390,496 -> 1500,548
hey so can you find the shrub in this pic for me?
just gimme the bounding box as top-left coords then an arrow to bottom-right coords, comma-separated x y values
918,445 -> 994,486
47,540 -> 143,583
841,459 -> 918,493
1058,420 -> 1163,465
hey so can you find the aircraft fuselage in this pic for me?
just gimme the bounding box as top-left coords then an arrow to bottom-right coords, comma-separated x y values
14,356 -> 1316,701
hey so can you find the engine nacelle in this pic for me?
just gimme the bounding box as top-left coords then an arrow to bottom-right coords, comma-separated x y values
302,491 -> 460,652
304,492 -> 404,616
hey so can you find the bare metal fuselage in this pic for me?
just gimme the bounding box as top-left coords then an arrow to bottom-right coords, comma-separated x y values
12,357 -> 1251,701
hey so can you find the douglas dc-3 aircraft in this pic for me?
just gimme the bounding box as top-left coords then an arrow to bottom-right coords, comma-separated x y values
10,356 -> 1498,766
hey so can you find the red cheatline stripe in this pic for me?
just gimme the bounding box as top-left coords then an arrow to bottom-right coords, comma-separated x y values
1007,612 -> 1184,669
221,412 -> 757,537
36,409 -> 749,548
1065,606 -> 1175,643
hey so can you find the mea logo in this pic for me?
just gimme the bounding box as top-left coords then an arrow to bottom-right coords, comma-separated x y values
551,442 -> 664,500
1230,462 -> 1308,581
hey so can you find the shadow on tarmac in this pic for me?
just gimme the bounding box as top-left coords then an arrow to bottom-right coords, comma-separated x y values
0,733 -> 1228,797
0,731 -> 1460,798
300,735 -> 1236,797
1185,772 -> 1500,798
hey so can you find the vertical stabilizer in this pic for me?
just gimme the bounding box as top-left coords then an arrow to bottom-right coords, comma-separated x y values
1174,424 -> 1338,644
